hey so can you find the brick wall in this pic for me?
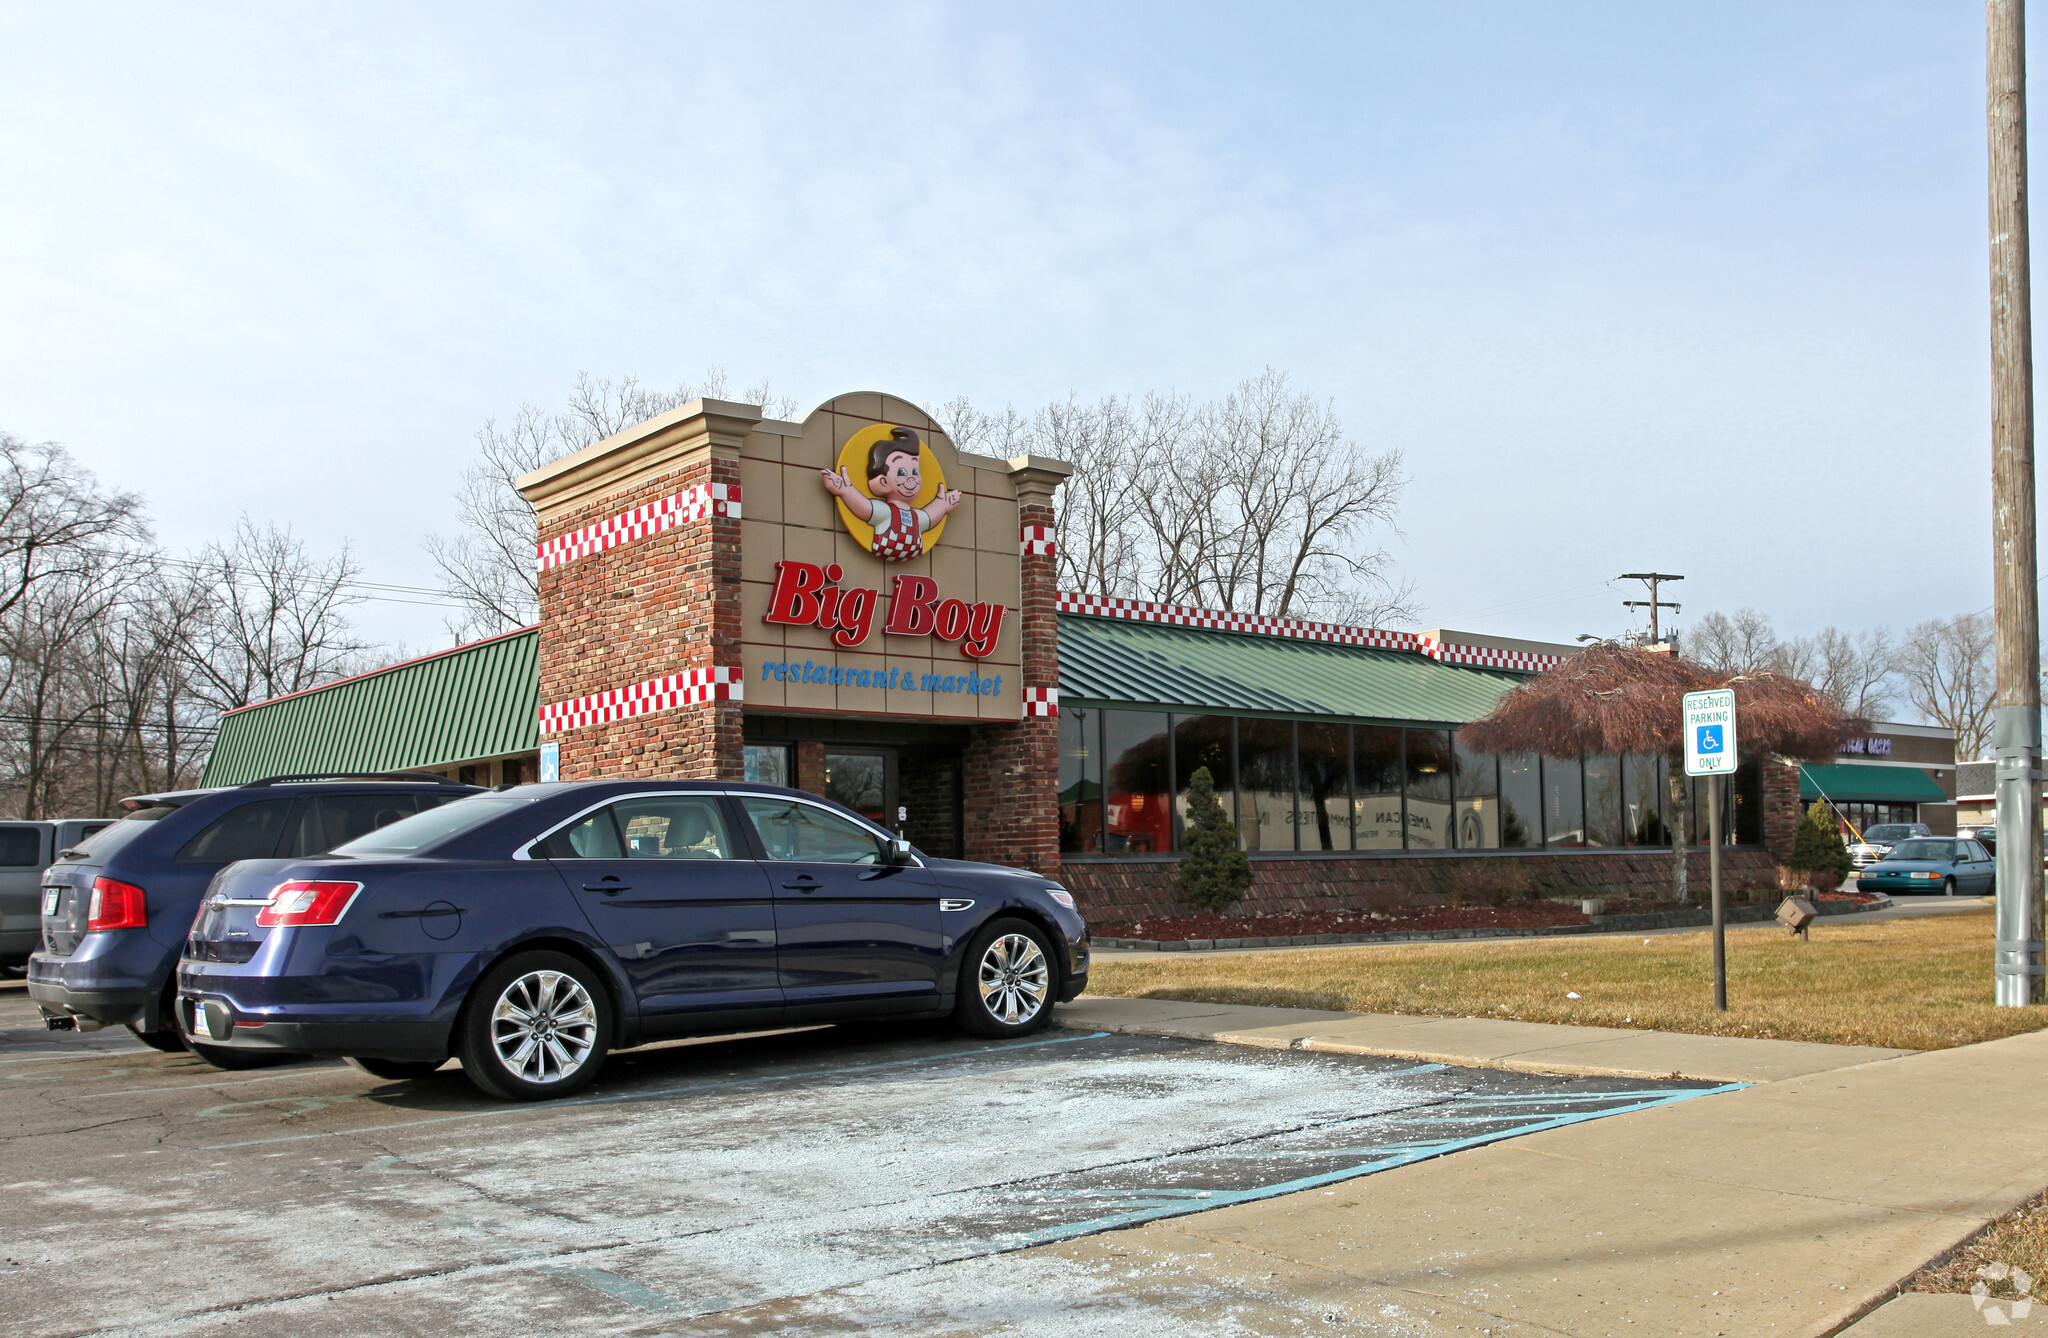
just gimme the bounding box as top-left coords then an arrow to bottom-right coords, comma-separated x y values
522,403 -> 754,782
1763,757 -> 1801,862
962,481 -> 1063,876
1063,849 -> 1786,924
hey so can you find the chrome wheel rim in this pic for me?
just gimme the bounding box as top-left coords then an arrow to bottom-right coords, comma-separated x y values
490,970 -> 598,1084
978,933 -> 1049,1025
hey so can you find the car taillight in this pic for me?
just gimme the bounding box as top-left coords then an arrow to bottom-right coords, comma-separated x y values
86,877 -> 147,931
256,880 -> 363,928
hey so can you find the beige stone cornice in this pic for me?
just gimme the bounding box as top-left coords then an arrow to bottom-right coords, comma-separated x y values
517,398 -> 765,520
1004,453 -> 1074,505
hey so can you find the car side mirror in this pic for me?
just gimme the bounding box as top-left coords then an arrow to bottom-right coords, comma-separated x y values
884,838 -> 915,866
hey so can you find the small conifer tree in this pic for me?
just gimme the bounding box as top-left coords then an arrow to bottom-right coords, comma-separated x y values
1175,766 -> 1254,911
1787,800 -> 1851,883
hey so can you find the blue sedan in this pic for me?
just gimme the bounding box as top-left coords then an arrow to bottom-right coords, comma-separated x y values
1856,837 -> 1997,898
175,781 -> 1090,1100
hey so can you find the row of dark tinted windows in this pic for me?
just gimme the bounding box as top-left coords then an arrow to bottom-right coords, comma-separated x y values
1058,709 -> 1763,856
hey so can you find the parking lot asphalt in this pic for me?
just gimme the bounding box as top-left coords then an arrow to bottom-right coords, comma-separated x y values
0,981 -> 1738,1337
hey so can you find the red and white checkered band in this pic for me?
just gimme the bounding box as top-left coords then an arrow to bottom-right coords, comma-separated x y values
1020,525 -> 1056,557
539,666 -> 743,735
1416,636 -> 1567,674
1022,687 -> 1058,717
1054,592 -> 1420,651
536,483 -> 741,572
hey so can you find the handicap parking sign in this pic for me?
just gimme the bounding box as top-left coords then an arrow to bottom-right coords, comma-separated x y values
1682,690 -> 1737,776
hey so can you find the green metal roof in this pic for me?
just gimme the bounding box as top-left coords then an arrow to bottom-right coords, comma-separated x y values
201,628 -> 540,785
1799,762 -> 1950,805
1057,614 -> 1525,725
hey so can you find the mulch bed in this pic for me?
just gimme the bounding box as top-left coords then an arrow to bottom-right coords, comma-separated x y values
1091,889 -> 1888,943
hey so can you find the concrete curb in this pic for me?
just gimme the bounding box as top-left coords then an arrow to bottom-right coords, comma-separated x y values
1094,894 -> 1894,951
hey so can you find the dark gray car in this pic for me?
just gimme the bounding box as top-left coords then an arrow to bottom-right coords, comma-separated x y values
0,820 -> 114,971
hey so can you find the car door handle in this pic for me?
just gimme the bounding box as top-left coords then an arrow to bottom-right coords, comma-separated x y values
781,876 -> 821,893
583,879 -> 630,895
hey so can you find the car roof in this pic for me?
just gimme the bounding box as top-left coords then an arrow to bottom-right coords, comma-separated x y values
116,777 -> 485,811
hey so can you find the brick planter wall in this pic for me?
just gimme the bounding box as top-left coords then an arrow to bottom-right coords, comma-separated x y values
1063,849 -> 1785,924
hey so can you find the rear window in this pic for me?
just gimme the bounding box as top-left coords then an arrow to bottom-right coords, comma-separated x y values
0,827 -> 41,867
1891,840 -> 1954,861
331,793 -> 531,856
176,799 -> 295,865
63,806 -> 178,863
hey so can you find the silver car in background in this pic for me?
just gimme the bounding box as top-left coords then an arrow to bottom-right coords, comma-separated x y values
1846,821 -> 1933,871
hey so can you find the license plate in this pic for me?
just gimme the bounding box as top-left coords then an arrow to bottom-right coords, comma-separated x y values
186,999 -> 208,1039
41,889 -> 58,916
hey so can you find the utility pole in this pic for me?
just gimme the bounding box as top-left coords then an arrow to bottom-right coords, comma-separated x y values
1619,572 -> 1683,644
1988,0 -> 2045,1007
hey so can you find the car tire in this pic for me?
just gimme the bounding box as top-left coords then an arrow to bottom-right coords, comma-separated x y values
455,950 -> 612,1102
954,918 -> 1058,1039
345,1056 -> 445,1081
1944,877 -> 1957,897
127,1024 -> 187,1053
188,1043 -> 293,1071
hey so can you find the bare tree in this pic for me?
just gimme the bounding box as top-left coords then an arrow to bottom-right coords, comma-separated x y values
178,519 -> 371,713
429,370 -> 800,641
1684,609 -> 1781,677
1775,626 -> 1897,719
1897,612 -> 1996,757
0,434 -> 146,622
952,370 -> 1415,625
0,554 -> 131,817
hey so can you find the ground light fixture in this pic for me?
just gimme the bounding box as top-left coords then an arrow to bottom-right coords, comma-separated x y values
1776,895 -> 1817,941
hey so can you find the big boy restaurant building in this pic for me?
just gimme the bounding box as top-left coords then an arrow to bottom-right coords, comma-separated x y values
201,393 -> 1808,921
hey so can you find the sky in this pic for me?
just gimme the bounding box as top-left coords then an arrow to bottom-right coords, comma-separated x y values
0,2 -> 2012,652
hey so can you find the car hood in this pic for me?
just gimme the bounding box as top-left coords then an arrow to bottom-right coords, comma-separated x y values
919,857 -> 1058,884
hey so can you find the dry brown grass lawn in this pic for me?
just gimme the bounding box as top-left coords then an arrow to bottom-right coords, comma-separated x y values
1088,908 -> 2048,1051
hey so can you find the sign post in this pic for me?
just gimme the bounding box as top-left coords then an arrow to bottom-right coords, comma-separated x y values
1683,688 -> 1739,1012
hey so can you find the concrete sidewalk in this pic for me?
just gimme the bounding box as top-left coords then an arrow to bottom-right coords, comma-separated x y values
997,995 -> 2044,1336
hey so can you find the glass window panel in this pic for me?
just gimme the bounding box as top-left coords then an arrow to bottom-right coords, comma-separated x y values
1404,729 -> 1453,851
739,796 -> 883,864
536,809 -> 625,860
1353,725 -> 1404,849
1583,755 -> 1623,847
1543,755 -> 1585,848
310,793 -> 421,854
1104,710 -> 1172,854
1236,718 -> 1297,851
1499,753 -> 1540,848
1297,722 -> 1352,851
743,744 -> 792,787
1691,775 -> 1710,845
1451,735 -> 1499,850
176,798 -> 295,865
0,828 -> 37,867
1734,762 -> 1762,845
1058,708 -> 1103,855
823,753 -> 886,825
613,795 -> 734,859
1623,754 -> 1666,846
1173,716 -> 1238,851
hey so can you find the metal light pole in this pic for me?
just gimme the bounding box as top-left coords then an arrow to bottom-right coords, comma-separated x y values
1988,0 -> 2046,1006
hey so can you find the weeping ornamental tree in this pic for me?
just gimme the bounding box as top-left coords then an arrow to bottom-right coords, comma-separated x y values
1459,644 -> 1860,904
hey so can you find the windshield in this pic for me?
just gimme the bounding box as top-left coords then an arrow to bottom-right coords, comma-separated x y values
1891,840 -> 1955,861
1865,825 -> 1921,842
332,793 -> 531,856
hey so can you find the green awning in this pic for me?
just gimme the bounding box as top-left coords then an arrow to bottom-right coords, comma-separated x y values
1799,762 -> 1950,805
202,628 -> 540,785
1057,614 -> 1526,724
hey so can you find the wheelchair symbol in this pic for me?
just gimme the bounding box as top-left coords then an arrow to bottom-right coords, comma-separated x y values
1696,724 -> 1723,754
